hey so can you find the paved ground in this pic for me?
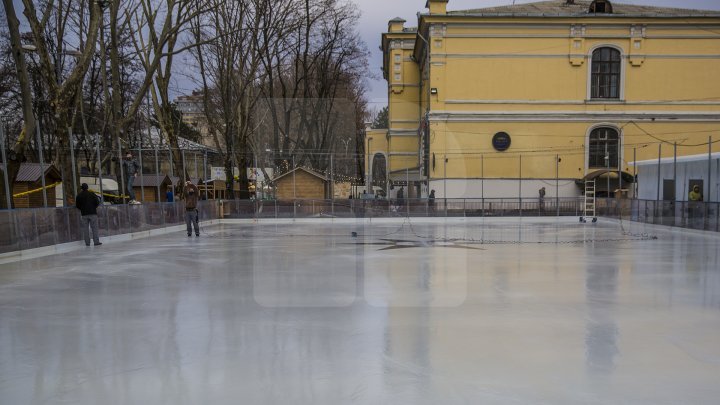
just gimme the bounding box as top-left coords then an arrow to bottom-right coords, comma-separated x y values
1,218 -> 719,404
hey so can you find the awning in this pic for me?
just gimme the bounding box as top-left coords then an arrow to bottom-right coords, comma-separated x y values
582,170 -> 635,184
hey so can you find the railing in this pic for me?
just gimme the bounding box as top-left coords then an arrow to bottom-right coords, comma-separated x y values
2,197 -> 718,255
0,200 -> 218,255
596,198 -> 720,232
220,197 -> 585,219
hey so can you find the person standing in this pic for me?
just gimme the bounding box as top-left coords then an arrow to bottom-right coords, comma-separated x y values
122,152 -> 140,204
397,186 -> 405,210
538,187 -> 546,212
428,189 -> 436,214
184,180 -> 200,237
689,185 -> 703,202
166,186 -> 174,203
75,183 -> 102,246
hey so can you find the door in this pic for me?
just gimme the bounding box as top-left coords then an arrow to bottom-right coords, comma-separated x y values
663,179 -> 675,201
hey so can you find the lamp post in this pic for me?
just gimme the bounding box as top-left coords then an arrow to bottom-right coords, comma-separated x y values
341,137 -> 351,157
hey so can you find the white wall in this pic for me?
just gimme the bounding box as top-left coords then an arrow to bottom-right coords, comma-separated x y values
429,179 -> 581,199
636,159 -> 720,202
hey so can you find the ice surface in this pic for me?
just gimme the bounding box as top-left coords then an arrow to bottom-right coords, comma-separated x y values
1,218 -> 719,404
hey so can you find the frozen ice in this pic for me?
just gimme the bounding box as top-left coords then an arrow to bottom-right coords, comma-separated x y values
1,218 -> 719,404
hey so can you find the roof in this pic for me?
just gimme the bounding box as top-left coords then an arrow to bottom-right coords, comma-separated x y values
132,127 -> 218,153
272,167 -> 328,183
449,1 -> 720,17
629,151 -> 720,166
133,174 -> 171,187
14,163 -> 61,182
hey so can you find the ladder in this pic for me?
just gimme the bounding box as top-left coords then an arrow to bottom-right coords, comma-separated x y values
581,180 -> 597,223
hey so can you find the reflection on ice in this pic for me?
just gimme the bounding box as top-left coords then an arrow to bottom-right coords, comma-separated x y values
0,218 -> 719,404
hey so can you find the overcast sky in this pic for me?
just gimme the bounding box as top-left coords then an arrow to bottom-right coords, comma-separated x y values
357,0 -> 720,110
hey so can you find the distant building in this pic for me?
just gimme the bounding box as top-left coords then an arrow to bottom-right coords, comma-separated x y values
132,174 -> 173,203
272,167 -> 330,200
175,91 -> 218,149
8,163 -> 62,208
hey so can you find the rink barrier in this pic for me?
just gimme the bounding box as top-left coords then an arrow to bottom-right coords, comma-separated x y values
0,200 -> 220,257
1,198 -> 718,258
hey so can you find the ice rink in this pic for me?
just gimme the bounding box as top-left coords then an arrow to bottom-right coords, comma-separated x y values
1,218 -> 719,404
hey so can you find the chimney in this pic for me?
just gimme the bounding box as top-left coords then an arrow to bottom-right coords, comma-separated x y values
426,0 -> 449,15
388,17 -> 406,33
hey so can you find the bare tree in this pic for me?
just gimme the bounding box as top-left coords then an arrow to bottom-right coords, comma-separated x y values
1,0 -> 104,206
191,0 -> 293,198
1,0 -> 38,207
130,0 -> 211,189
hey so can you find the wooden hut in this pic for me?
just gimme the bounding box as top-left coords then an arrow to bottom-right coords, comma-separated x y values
11,163 -> 62,208
133,174 -> 173,202
272,167 -> 329,200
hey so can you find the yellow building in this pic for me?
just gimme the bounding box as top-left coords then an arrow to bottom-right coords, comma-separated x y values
371,0 -> 720,200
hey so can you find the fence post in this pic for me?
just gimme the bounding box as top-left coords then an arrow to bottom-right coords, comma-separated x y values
154,145 -> 161,203
481,154 -> 484,210
443,155 -> 447,217
138,136 -> 145,202
292,155 -> 296,218
117,136 -> 125,204
35,124 -> 48,208
181,149 -> 187,182
68,128 -> 78,202
330,153 -> 334,216
95,134 -> 104,204
656,143 -> 661,220
706,136 -> 712,230
519,155 -> 522,217
0,125 -> 12,209
633,147 -> 637,198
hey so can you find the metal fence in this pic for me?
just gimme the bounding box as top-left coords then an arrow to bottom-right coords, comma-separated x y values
597,198 -> 720,232
220,197 -> 585,219
3,197 -> 720,255
0,200 -> 218,254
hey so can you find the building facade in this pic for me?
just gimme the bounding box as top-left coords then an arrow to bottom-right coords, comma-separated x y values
175,91 -> 217,149
371,0 -> 720,200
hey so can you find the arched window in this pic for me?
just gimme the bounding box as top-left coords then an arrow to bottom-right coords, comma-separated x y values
591,47 -> 621,99
588,127 -> 620,168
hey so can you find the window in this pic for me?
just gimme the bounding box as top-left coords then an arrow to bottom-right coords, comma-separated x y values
589,0 -> 613,14
591,47 -> 621,99
588,127 -> 620,168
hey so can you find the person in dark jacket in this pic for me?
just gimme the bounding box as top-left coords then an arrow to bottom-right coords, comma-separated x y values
184,181 -> 200,237
396,186 -> 405,209
75,183 -> 102,246
122,152 -> 140,204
